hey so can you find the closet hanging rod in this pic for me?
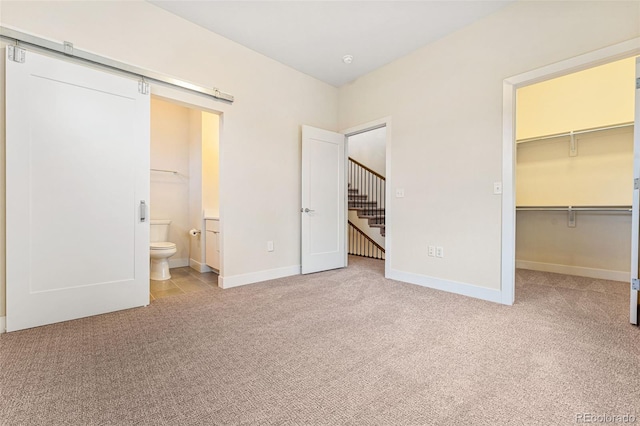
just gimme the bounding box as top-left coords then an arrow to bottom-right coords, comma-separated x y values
516,205 -> 632,212
516,122 -> 634,144
150,168 -> 178,174
0,26 -> 234,103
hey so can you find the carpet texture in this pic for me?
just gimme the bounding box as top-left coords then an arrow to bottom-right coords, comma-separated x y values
1,256 -> 639,425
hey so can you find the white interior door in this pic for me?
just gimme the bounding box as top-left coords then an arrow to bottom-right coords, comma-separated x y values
6,48 -> 150,332
301,125 -> 346,274
631,57 -> 640,325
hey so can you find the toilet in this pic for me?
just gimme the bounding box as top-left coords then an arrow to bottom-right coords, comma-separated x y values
150,219 -> 177,281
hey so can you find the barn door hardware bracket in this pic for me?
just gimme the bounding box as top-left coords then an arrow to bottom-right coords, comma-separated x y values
63,41 -> 73,55
635,178 -> 639,190
636,77 -> 640,89
7,45 -> 25,63
138,78 -> 149,95
632,278 -> 639,291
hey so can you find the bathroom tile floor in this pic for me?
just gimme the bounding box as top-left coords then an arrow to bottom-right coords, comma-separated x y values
149,267 -> 220,301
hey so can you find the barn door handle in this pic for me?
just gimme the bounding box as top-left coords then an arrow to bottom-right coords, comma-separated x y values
140,200 -> 146,222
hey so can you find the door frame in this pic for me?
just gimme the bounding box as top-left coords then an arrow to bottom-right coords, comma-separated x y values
501,37 -> 640,307
150,85 -> 226,282
341,117 -> 392,276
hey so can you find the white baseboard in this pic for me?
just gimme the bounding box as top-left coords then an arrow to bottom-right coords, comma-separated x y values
0,316 -> 6,334
386,269 -> 503,304
219,265 -> 300,289
189,258 -> 212,273
516,260 -> 628,282
169,258 -> 189,269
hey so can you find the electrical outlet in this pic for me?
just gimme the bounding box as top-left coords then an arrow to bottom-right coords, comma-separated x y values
436,246 -> 444,258
428,245 -> 436,257
267,241 -> 274,252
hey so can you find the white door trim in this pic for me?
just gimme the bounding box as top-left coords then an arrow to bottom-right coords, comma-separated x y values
341,117 -> 392,277
150,86 -> 226,283
501,37 -> 640,306
631,57 -> 640,325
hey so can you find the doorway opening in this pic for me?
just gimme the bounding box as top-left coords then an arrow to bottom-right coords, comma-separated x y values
149,96 -> 222,301
514,56 -> 636,321
346,127 -> 386,259
502,38 -> 640,324
343,119 -> 391,277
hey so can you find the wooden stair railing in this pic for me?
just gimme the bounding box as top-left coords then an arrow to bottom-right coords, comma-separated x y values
348,157 -> 385,237
348,221 -> 385,259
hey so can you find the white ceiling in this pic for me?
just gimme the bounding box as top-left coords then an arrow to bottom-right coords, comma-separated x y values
150,1 -> 512,87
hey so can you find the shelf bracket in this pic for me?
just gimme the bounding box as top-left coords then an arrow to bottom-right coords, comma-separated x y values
567,207 -> 576,228
569,131 -> 577,157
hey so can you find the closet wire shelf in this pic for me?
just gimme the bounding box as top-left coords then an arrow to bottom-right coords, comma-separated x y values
516,206 -> 631,213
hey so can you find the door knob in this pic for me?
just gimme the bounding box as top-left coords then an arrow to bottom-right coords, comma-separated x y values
304,208 -> 315,213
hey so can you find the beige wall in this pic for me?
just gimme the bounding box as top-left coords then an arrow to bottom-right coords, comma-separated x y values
202,111 -> 220,217
516,129 -> 633,279
517,127 -> 634,206
348,127 -> 386,177
516,57 -> 636,140
150,98 -> 191,266
187,109 -> 220,269
0,0 -> 338,309
516,211 -> 631,280
338,1 -> 640,291
188,109 -> 204,266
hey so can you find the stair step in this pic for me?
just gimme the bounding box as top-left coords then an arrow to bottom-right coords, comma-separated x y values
368,218 -> 385,225
348,188 -> 359,193
370,223 -> 385,228
358,210 -> 385,216
348,194 -> 368,200
348,201 -> 377,207
351,206 -> 385,212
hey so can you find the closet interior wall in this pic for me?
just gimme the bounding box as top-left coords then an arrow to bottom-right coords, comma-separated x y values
515,57 -> 636,282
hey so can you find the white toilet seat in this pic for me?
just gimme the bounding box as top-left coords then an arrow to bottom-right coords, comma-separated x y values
150,241 -> 176,250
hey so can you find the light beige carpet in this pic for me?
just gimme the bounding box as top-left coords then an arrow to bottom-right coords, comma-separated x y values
1,256 -> 638,425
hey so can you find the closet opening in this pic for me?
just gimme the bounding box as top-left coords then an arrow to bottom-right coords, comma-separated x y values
514,56 -> 638,322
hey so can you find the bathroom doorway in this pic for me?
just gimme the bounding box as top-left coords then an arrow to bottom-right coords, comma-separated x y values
149,96 -> 222,300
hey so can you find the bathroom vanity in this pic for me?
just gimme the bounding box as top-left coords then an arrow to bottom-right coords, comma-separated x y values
205,218 -> 220,271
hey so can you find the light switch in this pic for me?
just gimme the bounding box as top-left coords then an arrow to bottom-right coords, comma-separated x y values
493,182 -> 502,195
395,188 -> 405,198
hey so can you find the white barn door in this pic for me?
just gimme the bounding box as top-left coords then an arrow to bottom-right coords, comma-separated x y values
301,125 -> 346,274
6,48 -> 150,332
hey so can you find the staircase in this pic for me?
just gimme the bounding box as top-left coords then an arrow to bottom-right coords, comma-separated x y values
348,157 -> 386,243
348,186 -> 385,237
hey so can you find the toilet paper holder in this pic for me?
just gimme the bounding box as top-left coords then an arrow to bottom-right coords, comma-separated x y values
189,229 -> 201,236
